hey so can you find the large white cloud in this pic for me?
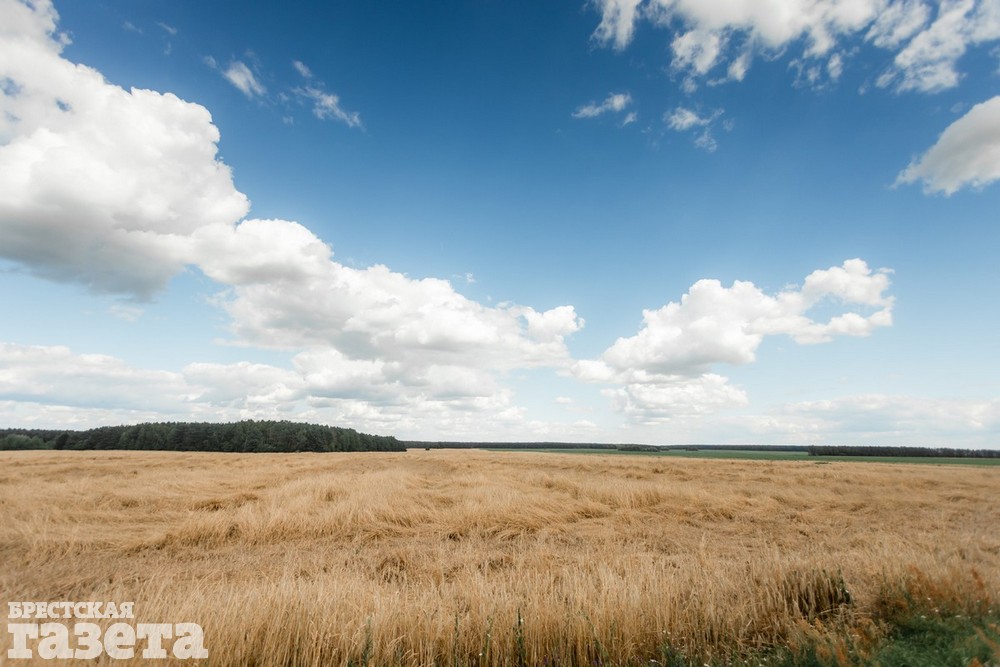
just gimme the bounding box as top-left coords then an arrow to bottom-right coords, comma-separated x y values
576,259 -> 894,422
192,219 -> 584,373
0,0 -> 249,298
598,259 -> 892,376
896,95 -> 1000,194
591,0 -> 1000,93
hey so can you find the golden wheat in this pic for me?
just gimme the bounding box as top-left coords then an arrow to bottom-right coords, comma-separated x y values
1,450 -> 997,665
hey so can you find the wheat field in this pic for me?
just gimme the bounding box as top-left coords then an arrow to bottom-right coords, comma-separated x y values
1,449 -> 997,665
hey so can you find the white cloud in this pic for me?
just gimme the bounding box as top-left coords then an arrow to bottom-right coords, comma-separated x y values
603,374 -> 749,423
665,106 -> 709,130
672,29 -> 724,75
727,49 -> 753,81
867,0 -> 932,48
896,95 -> 1000,194
295,86 -> 362,128
883,0 -> 975,92
591,0 -> 645,50
156,22 -> 177,37
590,0 -> 1000,93
222,60 -> 266,98
665,107 -> 724,151
292,60 -> 312,78
573,92 -> 633,119
195,218 -> 584,369
693,129 -> 718,152
195,242 -> 585,431
0,0 -> 249,298
827,52 -> 845,80
576,260 -> 894,423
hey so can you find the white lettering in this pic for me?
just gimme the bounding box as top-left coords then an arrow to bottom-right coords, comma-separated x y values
75,622 -> 103,659
138,623 -> 173,659
172,623 -> 209,659
7,623 -> 38,658
103,622 -> 136,659
37,622 -> 72,659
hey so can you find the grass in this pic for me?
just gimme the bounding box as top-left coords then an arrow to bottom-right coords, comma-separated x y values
1,449 -> 997,665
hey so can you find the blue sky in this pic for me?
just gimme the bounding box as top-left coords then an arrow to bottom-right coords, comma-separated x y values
1,0 -> 998,445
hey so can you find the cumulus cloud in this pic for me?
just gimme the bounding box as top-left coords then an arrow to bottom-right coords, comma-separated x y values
590,0 -> 1000,93
572,92 -> 633,119
896,95 -> 1000,194
576,260 -> 894,422
0,0 -> 249,297
195,217 -> 584,373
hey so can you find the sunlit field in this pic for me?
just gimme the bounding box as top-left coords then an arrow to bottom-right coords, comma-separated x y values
1,450 -> 998,665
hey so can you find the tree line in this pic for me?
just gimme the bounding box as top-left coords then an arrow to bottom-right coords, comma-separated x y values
807,445 -> 1000,458
403,441 -> 618,450
0,420 -> 404,453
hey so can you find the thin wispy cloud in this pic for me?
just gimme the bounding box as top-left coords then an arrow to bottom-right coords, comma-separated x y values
290,62 -> 362,128
223,61 -> 266,98
665,106 -> 724,151
295,86 -> 362,128
573,92 -> 632,119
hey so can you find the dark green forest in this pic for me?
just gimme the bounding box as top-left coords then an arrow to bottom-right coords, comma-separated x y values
807,444 -> 1000,458
2,426 -> 996,458
0,420 -> 403,453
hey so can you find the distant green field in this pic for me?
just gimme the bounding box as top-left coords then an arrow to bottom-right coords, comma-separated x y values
485,447 -> 1000,466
